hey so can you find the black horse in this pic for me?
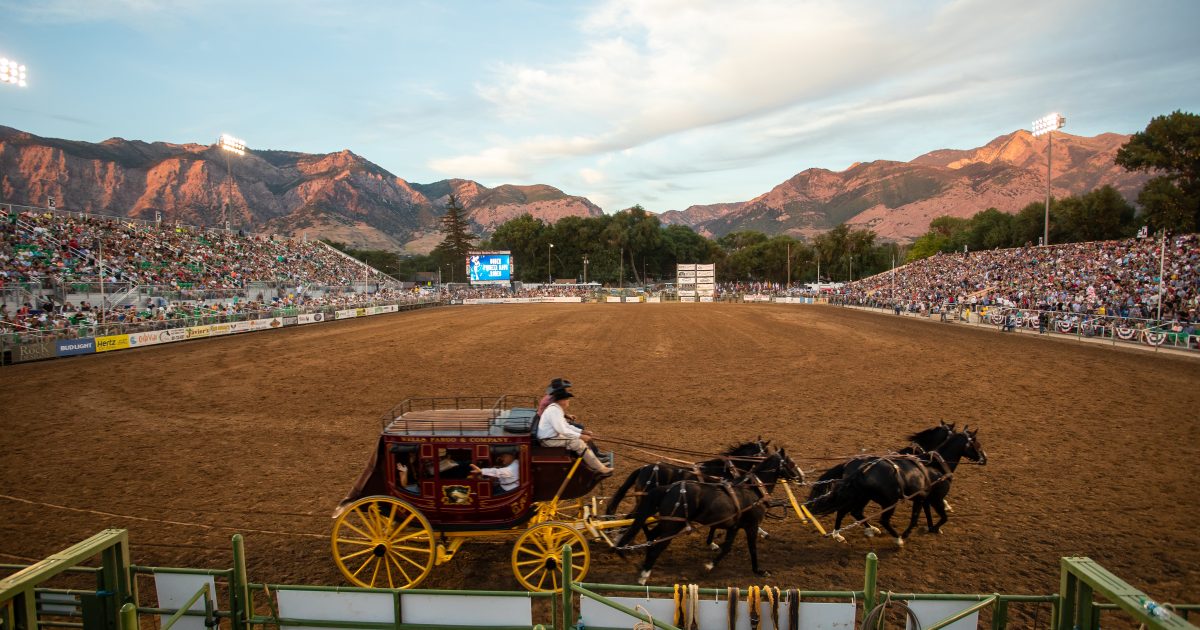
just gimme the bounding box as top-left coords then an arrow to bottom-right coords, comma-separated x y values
807,421 -> 955,537
614,448 -> 803,585
604,438 -> 771,516
807,426 -> 985,546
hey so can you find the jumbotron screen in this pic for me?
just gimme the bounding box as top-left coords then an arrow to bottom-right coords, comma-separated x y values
467,251 -> 513,285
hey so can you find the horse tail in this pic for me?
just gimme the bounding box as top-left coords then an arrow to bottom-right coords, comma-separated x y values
806,463 -> 848,516
605,468 -> 646,516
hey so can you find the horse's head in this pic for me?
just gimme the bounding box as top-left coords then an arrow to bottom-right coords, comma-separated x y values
907,422 -> 954,452
960,426 -> 987,465
753,447 -> 803,483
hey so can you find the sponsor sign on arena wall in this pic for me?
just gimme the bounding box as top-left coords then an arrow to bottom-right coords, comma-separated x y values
128,331 -> 164,347
298,313 -> 325,325
95,334 -> 131,353
187,325 -> 211,339
56,338 -> 95,356
18,340 -> 56,362
460,297 -> 584,305
250,318 -> 283,331
335,309 -> 359,320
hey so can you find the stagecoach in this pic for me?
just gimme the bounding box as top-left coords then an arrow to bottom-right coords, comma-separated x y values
332,395 -> 627,591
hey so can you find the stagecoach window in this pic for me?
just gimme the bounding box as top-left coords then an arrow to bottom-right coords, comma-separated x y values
437,448 -> 472,480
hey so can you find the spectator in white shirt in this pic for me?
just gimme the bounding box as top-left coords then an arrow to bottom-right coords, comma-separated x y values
471,451 -> 520,493
536,388 -> 612,474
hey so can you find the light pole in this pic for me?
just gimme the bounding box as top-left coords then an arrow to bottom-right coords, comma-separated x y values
217,133 -> 246,231
1,58 -> 28,203
582,254 -> 589,284
1032,113 -> 1065,247
547,243 -> 554,284
0,58 -> 28,87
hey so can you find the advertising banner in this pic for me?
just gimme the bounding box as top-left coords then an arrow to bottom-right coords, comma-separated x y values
228,321 -> 252,333
250,318 -> 283,331
298,313 -> 325,325
95,334 -> 131,353
699,296 -> 714,302
128,331 -> 164,348
210,323 -> 233,336
335,309 -> 358,320
159,329 -> 187,343
57,338 -> 96,356
606,296 -> 622,303
679,297 -> 696,303
282,316 -> 298,326
646,297 -> 661,303
380,305 -> 399,313
467,252 -> 513,285
17,341 -> 56,362
186,325 -> 211,339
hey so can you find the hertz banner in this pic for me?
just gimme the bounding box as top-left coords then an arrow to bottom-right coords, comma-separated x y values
95,334 -> 131,353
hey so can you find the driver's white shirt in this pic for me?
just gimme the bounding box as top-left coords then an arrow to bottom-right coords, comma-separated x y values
537,402 -> 581,441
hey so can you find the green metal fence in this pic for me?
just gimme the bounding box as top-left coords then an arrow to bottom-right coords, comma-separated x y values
2,530 -> 1196,630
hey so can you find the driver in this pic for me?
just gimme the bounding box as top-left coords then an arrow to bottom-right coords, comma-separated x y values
536,387 -> 612,475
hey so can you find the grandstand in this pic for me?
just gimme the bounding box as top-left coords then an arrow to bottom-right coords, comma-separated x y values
835,234 -> 1199,325
1,206 -> 401,343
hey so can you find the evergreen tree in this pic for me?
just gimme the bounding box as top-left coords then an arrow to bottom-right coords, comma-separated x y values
430,194 -> 477,281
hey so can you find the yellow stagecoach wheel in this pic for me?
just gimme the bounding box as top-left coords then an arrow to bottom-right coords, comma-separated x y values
331,496 -> 435,589
511,522 -> 590,592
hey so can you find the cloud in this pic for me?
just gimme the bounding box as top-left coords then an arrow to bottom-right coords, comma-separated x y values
578,167 -> 605,184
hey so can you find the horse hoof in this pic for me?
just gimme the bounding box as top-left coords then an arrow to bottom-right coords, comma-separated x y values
895,538 -> 905,547
928,527 -> 941,535
943,501 -> 954,513
832,533 -> 846,544
863,527 -> 878,538
758,527 -> 770,539
709,542 -> 720,552
755,570 -> 772,578
637,571 -> 651,585
704,562 -> 714,571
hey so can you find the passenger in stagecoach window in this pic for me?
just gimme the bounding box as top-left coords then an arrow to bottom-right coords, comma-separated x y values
536,388 -> 613,475
470,451 -> 520,493
395,452 -> 419,494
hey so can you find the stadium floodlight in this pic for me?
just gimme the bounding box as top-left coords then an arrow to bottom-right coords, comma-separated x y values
0,58 -> 28,87
1031,113 -> 1065,247
216,133 -> 247,230
218,133 -> 246,156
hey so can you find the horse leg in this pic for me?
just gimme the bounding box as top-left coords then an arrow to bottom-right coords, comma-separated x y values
900,498 -> 922,541
705,527 -> 721,551
923,500 -> 935,532
744,522 -> 770,577
706,527 -> 739,571
931,498 -> 949,533
877,504 -> 904,546
831,509 -> 848,543
850,499 -> 880,537
638,523 -> 680,585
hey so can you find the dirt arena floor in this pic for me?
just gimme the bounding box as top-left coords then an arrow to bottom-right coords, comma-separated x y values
3,304 -> 1199,608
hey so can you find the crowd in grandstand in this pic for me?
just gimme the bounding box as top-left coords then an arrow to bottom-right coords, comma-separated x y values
1,287 -> 427,342
1,209 -> 374,291
833,234 -> 1199,324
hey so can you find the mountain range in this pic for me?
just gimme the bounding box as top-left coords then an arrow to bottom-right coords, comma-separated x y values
661,130 -> 1147,241
0,125 -> 1145,249
0,126 -> 601,252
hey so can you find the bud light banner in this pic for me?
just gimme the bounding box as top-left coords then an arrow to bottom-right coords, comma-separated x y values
56,338 -> 96,357
467,251 -> 512,285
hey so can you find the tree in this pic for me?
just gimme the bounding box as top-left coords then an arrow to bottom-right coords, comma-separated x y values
430,195 -> 477,281
1057,186 -> 1137,242
1115,110 -> 1200,232
485,213 -> 547,282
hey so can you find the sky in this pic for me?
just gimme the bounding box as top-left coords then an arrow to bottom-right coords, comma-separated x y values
1,0 -> 1198,213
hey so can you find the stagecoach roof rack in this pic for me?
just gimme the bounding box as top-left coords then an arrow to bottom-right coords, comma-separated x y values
381,394 -> 539,437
